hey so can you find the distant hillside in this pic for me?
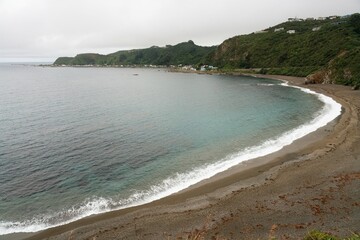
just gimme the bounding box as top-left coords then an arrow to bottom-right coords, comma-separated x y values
54,40 -> 216,66
54,14 -> 360,87
208,13 -> 360,86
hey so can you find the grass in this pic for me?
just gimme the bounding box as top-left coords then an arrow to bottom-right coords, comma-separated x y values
304,230 -> 360,240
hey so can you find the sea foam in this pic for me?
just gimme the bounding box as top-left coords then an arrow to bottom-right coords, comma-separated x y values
0,82 -> 342,235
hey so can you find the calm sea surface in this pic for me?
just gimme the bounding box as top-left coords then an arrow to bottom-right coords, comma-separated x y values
0,64 -> 329,234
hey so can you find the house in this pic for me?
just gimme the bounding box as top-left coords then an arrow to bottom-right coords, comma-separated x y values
306,17 -> 315,21
181,65 -> 197,71
274,27 -> 284,32
329,16 -> 338,20
208,66 -> 218,70
199,65 -> 217,71
287,30 -> 296,34
312,26 -> 321,31
318,17 -> 326,20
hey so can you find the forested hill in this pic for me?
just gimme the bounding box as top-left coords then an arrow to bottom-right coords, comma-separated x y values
208,13 -> 360,86
53,40 -> 216,66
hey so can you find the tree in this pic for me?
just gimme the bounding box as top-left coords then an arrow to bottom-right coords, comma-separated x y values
349,13 -> 360,34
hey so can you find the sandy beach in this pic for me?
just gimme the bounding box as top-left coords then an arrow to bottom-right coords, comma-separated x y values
11,74 -> 359,240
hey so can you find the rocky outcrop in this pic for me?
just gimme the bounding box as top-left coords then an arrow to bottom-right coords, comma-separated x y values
305,49 -> 360,87
305,70 -> 332,84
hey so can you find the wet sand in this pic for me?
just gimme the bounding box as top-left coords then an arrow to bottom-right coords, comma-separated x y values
12,74 -> 360,239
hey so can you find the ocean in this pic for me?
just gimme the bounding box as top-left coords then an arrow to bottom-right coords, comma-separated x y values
0,64 -> 341,235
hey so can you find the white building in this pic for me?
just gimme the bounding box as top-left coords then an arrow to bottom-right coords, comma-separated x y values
287,30 -> 296,34
312,27 -> 321,31
274,27 -> 284,32
200,65 -> 207,71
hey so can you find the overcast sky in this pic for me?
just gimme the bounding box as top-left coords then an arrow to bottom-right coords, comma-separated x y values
0,0 -> 359,62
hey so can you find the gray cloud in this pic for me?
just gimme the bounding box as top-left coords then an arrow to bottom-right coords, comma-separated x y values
0,0 -> 359,61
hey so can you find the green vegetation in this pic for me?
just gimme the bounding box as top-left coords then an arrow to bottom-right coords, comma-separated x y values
53,40 -> 215,66
208,13 -> 360,86
53,57 -> 74,65
323,48 -> 360,86
54,13 -> 360,87
349,13 -> 360,34
303,230 -> 360,240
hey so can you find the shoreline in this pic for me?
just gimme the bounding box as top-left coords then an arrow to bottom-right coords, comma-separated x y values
7,74 -> 360,240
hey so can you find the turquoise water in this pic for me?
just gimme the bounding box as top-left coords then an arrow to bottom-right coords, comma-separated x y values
0,65 -> 340,234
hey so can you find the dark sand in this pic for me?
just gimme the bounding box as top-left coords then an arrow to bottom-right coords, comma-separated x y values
7,75 -> 360,240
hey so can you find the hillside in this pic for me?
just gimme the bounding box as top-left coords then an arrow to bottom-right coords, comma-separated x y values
53,40 -> 216,66
54,14 -> 360,87
208,13 -> 360,86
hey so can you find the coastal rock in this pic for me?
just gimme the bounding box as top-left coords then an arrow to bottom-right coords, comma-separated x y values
305,70 -> 332,84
